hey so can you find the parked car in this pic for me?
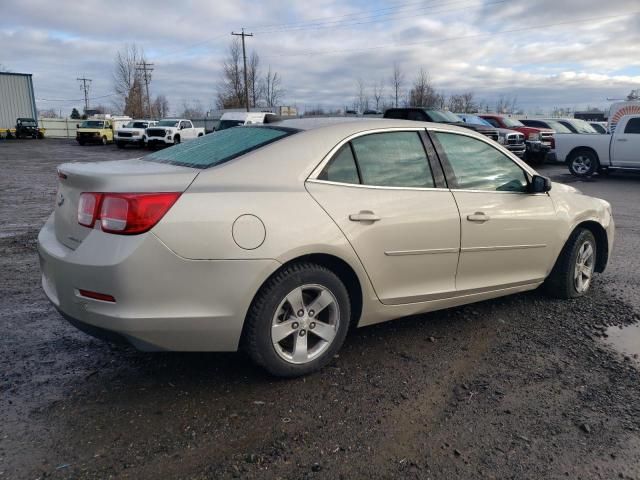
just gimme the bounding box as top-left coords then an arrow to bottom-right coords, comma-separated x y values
115,120 -> 157,148
39,119 -> 614,377
556,114 -> 640,177
76,116 -> 131,146
479,114 -> 554,164
363,109 -> 382,115
384,108 -> 499,142
216,112 -> 280,131
146,119 -> 205,147
456,113 -> 525,158
520,119 -> 573,134
15,117 -> 45,139
546,118 -> 599,134
589,122 -> 609,134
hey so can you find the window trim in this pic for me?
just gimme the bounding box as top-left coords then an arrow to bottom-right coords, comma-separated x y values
309,127 -> 446,190
426,127 -> 540,195
623,118 -> 640,134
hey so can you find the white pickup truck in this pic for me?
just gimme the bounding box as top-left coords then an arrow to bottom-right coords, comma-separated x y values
557,114 -> 640,177
146,119 -> 205,147
115,119 -> 156,148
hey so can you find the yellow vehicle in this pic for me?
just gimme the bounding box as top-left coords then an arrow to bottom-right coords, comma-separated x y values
76,119 -> 114,145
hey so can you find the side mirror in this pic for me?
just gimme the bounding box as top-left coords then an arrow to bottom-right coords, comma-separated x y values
530,175 -> 552,193
76,124 -> 80,128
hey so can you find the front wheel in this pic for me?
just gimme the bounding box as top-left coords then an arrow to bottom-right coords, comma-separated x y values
101,136 -> 108,145
544,229 -> 597,299
174,135 -> 181,145
244,263 -> 351,377
568,150 -> 598,177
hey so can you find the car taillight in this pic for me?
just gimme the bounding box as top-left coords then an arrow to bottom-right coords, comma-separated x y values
77,192 -> 180,235
78,192 -> 102,227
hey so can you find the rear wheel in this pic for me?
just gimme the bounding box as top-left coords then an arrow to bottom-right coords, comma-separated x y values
568,150 -> 598,177
244,263 -> 351,377
101,136 -> 108,145
544,229 -> 597,299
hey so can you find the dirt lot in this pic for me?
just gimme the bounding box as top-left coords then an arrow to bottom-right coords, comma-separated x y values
1,139 -> 639,480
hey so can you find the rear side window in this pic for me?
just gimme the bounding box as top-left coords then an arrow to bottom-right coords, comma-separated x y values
624,118 -> 640,134
145,127 -> 295,169
351,132 -> 434,188
318,145 -> 360,184
383,110 -> 407,120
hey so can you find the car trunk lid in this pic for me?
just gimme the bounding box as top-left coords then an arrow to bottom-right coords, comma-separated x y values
54,158 -> 199,249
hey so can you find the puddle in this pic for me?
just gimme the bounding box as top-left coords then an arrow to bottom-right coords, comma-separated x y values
603,323 -> 640,368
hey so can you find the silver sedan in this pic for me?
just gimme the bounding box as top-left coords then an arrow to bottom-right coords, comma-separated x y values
38,118 -> 614,376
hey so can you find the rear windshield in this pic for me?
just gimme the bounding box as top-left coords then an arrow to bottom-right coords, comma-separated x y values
144,126 -> 296,169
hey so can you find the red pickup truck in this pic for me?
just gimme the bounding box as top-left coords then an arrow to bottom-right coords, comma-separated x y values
479,114 -> 555,164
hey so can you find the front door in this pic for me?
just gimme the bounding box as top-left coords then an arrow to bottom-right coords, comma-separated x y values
611,117 -> 640,167
306,130 -> 461,305
430,129 -> 562,292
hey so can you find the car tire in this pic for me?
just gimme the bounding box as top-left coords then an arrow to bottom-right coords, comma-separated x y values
544,228 -> 597,299
101,136 -> 108,145
174,135 -> 181,144
568,149 -> 598,177
244,263 -> 351,377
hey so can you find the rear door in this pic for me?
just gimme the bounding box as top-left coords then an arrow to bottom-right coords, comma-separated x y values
429,129 -> 562,292
306,129 -> 461,305
611,117 -> 640,167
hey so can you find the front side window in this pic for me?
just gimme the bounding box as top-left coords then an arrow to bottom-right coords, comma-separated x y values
432,131 -> 528,192
482,117 -> 500,128
351,132 -> 434,188
624,118 -> 640,134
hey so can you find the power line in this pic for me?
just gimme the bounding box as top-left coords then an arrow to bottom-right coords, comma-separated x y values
36,93 -> 117,102
76,77 -> 92,111
262,10 -> 640,59
232,28 -> 254,112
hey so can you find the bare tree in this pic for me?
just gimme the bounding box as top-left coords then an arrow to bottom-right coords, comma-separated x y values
354,78 -> 369,113
180,100 -> 205,119
495,94 -> 519,114
409,69 -> 439,108
216,39 -> 245,109
38,108 -> 58,118
262,65 -> 284,107
247,51 -> 262,108
152,95 -> 170,118
113,44 -> 148,118
391,63 -> 404,108
372,80 -> 384,112
448,91 -> 477,113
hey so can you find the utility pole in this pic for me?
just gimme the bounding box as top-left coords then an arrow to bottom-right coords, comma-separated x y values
76,77 -> 92,113
232,28 -> 253,112
136,61 -> 154,118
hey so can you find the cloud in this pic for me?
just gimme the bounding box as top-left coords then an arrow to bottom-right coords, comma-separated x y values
1,0 -> 638,114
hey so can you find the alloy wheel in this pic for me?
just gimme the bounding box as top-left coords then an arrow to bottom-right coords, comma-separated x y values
574,241 -> 595,293
271,284 -> 340,364
572,155 -> 592,175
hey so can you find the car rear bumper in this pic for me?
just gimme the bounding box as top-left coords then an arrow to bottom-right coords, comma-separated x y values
37,214 -> 279,351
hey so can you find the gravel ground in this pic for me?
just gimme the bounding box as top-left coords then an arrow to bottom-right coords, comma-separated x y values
1,139 -> 639,480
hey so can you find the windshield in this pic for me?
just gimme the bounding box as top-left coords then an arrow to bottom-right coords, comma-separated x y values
425,110 -> 461,123
145,126 -> 297,169
543,120 -> 572,134
458,115 -> 492,126
125,121 -> 149,129
501,117 -> 524,128
157,120 -> 179,127
19,119 -> 37,126
79,121 -> 105,129
217,120 -> 245,131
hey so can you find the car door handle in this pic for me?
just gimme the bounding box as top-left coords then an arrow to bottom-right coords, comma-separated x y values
617,138 -> 628,142
349,211 -> 381,222
467,212 -> 490,223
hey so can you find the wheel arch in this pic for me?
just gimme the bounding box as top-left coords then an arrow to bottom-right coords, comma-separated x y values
243,253 -> 364,337
572,220 -> 609,273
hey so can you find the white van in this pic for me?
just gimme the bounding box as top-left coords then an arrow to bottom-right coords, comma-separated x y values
216,112 -> 279,131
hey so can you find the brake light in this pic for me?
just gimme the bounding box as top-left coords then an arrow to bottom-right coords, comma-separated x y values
77,192 -> 180,235
78,289 -> 116,302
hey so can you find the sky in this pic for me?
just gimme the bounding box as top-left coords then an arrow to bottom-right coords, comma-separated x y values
2,0 -> 639,116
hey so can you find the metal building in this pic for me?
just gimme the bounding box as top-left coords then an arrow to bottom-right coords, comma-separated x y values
0,72 -> 37,131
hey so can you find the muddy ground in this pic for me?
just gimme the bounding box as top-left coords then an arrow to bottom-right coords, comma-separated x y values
1,139 -> 639,480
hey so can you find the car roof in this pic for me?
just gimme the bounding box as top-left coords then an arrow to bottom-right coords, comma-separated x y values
276,117 -> 476,134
